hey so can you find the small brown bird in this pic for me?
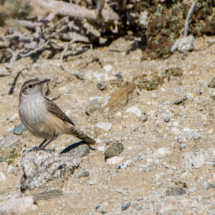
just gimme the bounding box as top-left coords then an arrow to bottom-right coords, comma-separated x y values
19,78 -> 95,151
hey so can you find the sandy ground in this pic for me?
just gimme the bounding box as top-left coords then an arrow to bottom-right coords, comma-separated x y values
1,36 -> 215,214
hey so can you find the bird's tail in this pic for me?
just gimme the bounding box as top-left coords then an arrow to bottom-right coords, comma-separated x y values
69,127 -> 96,145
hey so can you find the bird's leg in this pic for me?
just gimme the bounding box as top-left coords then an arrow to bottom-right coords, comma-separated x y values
39,139 -> 47,147
28,137 -> 57,153
41,136 -> 57,149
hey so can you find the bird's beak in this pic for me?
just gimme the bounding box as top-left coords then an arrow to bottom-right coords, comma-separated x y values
39,79 -> 51,85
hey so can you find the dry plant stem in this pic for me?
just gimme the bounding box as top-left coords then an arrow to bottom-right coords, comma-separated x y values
7,49 -> 24,70
96,0 -> 105,17
184,0 -> 199,36
60,38 -> 85,79
36,0 -> 119,22
20,41 -> 50,57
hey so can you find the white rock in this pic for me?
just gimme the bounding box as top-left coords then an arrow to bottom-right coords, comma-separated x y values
177,128 -> 201,143
115,112 -> 122,117
7,165 -> 14,173
126,106 -> 142,118
104,76 -> 117,82
181,151 -> 209,172
58,86 -> 68,94
10,113 -> 19,122
0,162 -> 8,172
84,70 -> 94,81
103,65 -> 113,73
171,35 -> 195,52
151,93 -> 157,99
106,156 -> 124,165
98,146 -> 105,153
0,196 -> 38,214
0,172 -> 6,184
154,148 -> 172,158
65,110 -> 72,118
96,122 -> 112,131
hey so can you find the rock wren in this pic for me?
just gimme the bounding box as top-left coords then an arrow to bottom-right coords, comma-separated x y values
19,78 -> 95,150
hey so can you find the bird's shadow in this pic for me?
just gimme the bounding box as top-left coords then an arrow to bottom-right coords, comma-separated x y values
60,141 -> 95,154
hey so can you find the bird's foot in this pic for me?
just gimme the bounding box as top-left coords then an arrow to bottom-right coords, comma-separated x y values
27,146 -> 55,153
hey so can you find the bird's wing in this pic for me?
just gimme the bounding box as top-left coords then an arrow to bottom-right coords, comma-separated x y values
44,97 -> 75,126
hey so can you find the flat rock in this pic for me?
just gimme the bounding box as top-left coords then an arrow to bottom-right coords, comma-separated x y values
181,150 -> 209,172
21,150 -> 81,190
177,128 -> 201,143
33,189 -> 63,200
106,156 -> 124,165
0,172 -> 6,184
13,123 -> 27,135
121,201 -> 131,211
60,143 -> 90,158
154,148 -> 172,158
171,35 -> 195,52
86,101 -> 101,115
0,162 -> 8,172
0,135 -> 21,149
105,142 -> 124,159
126,106 -> 142,117
103,83 -> 136,116
166,187 -> 186,196
0,196 -> 38,214
95,122 -> 112,131
78,171 -> 89,178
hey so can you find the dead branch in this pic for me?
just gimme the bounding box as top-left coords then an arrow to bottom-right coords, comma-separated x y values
6,49 -> 24,71
17,20 -> 43,29
20,40 -> 50,57
60,38 -> 85,79
36,0 -> 119,23
184,0 -> 199,36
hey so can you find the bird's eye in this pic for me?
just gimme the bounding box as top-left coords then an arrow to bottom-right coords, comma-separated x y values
28,84 -> 33,88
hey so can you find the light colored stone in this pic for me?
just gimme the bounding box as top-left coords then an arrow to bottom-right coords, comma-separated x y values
0,135 -> 21,149
181,151 -> 209,172
0,196 -> 38,214
98,146 -> 105,153
138,11 -> 148,26
95,122 -> 112,131
106,156 -> 124,165
103,65 -> 113,73
177,128 -> 201,143
151,93 -> 157,99
171,35 -> 195,52
9,113 -> 19,122
0,172 -> 6,184
154,148 -> 172,158
0,162 -> 8,172
21,150 -> 81,190
126,106 -> 142,117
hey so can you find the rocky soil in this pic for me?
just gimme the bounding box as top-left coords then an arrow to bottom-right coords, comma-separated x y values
1,36 -> 215,214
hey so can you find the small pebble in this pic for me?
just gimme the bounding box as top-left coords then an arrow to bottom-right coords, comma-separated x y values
13,123 -> 27,135
180,144 -> 187,150
97,83 -> 106,90
78,171 -> 89,178
164,117 -> 170,122
121,201 -> 131,211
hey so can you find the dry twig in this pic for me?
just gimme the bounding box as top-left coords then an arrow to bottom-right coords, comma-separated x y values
184,0 -> 200,36
60,38 -> 87,79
